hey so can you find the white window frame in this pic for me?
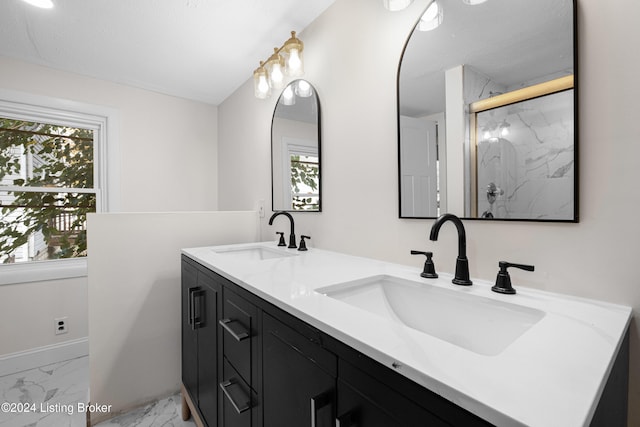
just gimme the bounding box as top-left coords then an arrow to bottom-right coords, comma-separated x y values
0,89 -> 120,285
280,137 -> 319,210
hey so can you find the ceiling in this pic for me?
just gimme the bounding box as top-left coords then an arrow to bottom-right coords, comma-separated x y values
0,0 -> 337,105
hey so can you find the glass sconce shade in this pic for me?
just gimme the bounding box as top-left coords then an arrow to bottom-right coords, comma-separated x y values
282,85 -> 296,105
283,31 -> 304,77
254,62 -> 271,99
418,1 -> 443,31
295,80 -> 313,98
266,48 -> 285,89
382,0 -> 414,11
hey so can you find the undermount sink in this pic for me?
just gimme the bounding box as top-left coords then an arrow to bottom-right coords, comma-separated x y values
213,246 -> 298,261
316,275 -> 545,356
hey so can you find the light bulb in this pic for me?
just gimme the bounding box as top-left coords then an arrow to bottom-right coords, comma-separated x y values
270,63 -> 284,89
21,0 -> 54,8
266,48 -> 285,90
499,121 -> 510,137
257,75 -> 270,96
253,62 -> 271,99
286,48 -> 304,77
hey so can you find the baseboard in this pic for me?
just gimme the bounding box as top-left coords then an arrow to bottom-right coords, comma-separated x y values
0,337 -> 89,377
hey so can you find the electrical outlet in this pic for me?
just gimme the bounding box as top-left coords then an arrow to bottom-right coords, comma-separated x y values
55,317 -> 68,335
258,199 -> 265,218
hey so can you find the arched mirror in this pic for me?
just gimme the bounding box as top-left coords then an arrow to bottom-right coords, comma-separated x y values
271,79 -> 321,211
398,0 -> 577,221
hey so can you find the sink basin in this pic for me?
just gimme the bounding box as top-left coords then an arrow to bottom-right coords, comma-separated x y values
213,246 -> 298,261
316,275 -> 545,356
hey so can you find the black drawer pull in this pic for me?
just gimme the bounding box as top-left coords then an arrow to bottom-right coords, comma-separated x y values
188,287 -> 198,326
191,289 -> 205,330
219,318 -> 250,341
220,380 -> 251,414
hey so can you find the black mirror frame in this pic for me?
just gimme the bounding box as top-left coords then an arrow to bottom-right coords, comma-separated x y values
396,0 -> 579,223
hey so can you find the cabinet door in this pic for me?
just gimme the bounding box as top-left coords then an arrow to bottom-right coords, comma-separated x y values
197,268 -> 222,427
337,360 -> 449,427
337,378 -> 400,427
262,313 -> 336,427
181,259 -> 199,402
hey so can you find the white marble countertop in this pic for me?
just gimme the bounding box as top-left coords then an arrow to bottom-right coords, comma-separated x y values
182,242 -> 632,427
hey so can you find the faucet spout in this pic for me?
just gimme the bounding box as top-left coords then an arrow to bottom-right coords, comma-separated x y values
268,211 -> 296,249
429,213 -> 472,286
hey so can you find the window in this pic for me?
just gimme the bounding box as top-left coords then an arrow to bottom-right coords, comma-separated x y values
0,118 -> 97,263
0,91 -> 115,284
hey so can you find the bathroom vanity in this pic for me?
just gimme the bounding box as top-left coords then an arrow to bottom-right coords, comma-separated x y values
180,243 -> 631,427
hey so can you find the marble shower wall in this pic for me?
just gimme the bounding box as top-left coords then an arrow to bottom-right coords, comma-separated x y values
461,65 -> 575,220
476,90 -> 575,219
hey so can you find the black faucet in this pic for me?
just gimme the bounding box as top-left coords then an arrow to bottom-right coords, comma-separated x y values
268,211 -> 296,249
429,213 -> 472,286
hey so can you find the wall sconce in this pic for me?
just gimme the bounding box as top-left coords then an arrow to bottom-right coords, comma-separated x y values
253,31 -> 304,99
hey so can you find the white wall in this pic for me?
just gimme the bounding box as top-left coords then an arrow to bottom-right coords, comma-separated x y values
87,211 -> 258,423
0,57 -> 218,360
217,0 -> 640,424
0,278 -> 87,358
0,56 -> 219,213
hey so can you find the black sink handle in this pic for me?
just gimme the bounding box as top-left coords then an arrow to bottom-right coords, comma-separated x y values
492,261 -> 535,295
410,250 -> 438,279
500,261 -> 535,272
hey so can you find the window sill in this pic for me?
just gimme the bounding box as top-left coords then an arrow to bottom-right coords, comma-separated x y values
0,258 -> 87,285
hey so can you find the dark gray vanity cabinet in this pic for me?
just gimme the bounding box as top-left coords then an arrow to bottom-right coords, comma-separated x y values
182,256 -> 628,427
181,257 -> 222,427
262,312 -> 336,427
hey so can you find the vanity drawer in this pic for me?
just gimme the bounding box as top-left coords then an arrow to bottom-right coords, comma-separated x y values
220,358 -> 259,427
221,288 -> 259,388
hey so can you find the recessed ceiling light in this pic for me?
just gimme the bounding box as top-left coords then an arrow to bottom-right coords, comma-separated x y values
20,0 -> 54,9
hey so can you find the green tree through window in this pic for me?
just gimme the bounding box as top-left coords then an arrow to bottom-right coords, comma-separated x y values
0,118 -> 96,263
290,153 -> 319,210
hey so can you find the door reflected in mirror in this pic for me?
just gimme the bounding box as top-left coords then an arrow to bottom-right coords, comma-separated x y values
398,0 -> 577,221
271,80 -> 321,212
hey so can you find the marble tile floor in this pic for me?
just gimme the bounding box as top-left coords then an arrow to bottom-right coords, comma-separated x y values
93,395 -> 195,427
0,356 -> 194,427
